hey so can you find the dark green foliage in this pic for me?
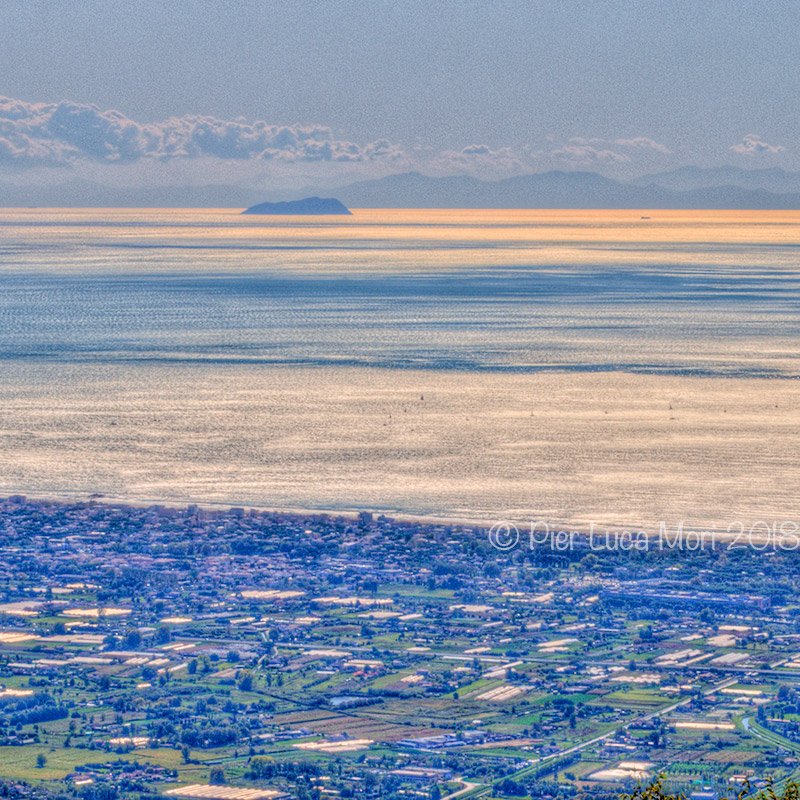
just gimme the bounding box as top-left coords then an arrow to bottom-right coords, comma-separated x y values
622,776 -> 800,800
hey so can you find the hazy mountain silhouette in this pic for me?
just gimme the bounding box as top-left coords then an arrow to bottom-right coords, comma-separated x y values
330,170 -> 800,209
3,168 -> 800,208
634,165 -> 800,194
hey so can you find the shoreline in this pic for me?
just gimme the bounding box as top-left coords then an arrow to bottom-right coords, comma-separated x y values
0,488 -> 488,529
1,488 -> 792,547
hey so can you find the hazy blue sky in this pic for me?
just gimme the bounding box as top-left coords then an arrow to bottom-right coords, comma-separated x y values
1,0 -> 798,188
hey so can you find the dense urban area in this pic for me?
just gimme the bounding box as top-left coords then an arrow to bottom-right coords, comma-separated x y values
1,497 -> 799,800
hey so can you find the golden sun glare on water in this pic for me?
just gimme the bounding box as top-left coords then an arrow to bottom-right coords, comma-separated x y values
1,208 -> 799,532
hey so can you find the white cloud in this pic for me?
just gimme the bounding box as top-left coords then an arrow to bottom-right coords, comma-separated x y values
730,134 -> 783,155
550,138 -> 629,164
425,144 -> 523,177
614,136 -> 671,154
0,95 -> 408,167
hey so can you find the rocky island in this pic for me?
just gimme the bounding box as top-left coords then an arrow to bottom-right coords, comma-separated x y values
242,196 -> 351,215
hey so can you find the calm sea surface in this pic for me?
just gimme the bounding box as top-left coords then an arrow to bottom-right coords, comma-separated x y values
1,208 -> 799,530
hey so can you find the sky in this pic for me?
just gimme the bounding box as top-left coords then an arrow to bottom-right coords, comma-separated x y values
1,0 -> 799,194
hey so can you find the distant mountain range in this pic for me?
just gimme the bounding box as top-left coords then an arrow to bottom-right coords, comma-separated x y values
633,165 -> 800,194
4,166 -> 800,208
324,170 -> 800,209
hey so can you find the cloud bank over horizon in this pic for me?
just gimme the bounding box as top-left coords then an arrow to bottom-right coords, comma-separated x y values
0,95 -> 409,167
0,94 -> 791,200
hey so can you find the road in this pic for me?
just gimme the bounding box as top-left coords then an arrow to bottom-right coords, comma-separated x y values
440,780 -> 483,800
487,675 -> 739,791
742,716 -> 800,755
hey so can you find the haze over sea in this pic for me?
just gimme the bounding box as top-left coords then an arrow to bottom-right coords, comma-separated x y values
1,208 -> 799,532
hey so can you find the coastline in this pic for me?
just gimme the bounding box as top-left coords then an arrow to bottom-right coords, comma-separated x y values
0,487 -> 487,529
2,488 -> 792,547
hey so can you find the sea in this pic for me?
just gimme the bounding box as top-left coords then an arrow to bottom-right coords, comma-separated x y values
1,207 -> 799,532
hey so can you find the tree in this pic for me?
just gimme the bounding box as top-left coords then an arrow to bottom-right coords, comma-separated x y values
621,776 -> 800,800
209,767 -> 226,785
36,753 -> 47,769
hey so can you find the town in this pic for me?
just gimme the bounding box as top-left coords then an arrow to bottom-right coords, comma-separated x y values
1,496 -> 799,800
